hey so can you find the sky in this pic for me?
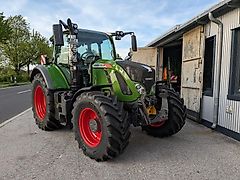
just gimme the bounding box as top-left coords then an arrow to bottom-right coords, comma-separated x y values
1,0 -> 220,58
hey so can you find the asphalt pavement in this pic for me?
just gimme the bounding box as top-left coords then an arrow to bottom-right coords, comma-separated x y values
0,110 -> 239,180
0,84 -> 32,124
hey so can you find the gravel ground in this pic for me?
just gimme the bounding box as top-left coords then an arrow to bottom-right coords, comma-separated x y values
0,110 -> 239,180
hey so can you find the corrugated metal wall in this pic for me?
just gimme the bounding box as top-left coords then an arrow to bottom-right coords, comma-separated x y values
203,8 -> 240,133
218,8 -> 240,133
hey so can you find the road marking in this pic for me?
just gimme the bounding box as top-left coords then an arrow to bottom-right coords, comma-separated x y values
17,89 -> 31,94
0,108 -> 32,128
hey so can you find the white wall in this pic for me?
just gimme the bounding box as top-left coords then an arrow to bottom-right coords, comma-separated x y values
131,47 -> 157,68
201,16 -> 219,123
202,8 -> 240,133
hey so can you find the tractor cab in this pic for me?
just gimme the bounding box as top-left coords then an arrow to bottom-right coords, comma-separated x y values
52,19 -> 137,91
54,29 -> 117,88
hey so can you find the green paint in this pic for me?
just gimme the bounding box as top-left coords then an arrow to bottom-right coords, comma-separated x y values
92,59 -> 140,102
92,68 -> 109,85
57,64 -> 71,83
46,64 -> 70,89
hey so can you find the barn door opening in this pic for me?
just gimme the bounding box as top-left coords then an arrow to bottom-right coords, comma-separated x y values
162,41 -> 182,93
181,26 -> 205,121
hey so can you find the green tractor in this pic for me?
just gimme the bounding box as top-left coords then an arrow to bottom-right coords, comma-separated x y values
30,19 -> 186,161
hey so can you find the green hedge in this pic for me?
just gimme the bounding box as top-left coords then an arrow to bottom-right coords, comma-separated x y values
0,72 -> 29,83
0,74 -> 11,82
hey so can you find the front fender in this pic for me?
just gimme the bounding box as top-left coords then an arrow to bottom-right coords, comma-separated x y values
92,60 -> 141,102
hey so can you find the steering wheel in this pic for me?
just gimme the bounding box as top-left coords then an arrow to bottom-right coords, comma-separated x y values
80,51 -> 96,64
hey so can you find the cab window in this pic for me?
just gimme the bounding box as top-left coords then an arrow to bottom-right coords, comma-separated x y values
56,35 -> 69,64
91,43 -> 100,56
101,39 -> 113,60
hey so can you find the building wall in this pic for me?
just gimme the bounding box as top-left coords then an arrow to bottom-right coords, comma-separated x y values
131,47 -> 157,68
202,8 -> 240,133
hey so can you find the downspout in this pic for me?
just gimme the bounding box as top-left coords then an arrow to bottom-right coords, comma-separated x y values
156,48 -> 160,81
208,12 -> 223,129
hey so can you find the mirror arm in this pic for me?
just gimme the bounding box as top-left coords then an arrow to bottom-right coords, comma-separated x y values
59,20 -> 68,29
67,18 -> 74,35
123,32 -> 134,36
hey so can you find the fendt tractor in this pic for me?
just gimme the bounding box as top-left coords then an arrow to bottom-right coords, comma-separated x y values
30,19 -> 186,161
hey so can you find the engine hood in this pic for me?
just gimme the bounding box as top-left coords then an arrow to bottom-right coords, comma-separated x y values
116,60 -> 155,93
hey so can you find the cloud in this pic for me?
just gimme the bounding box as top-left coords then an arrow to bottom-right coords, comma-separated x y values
26,13 -> 58,38
61,0 -> 171,31
1,0 -> 28,15
1,0 -> 220,57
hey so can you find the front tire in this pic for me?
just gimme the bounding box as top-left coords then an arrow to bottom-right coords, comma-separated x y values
142,88 -> 186,137
72,92 -> 130,161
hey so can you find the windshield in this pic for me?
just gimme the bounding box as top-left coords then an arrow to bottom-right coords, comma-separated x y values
77,30 -> 115,60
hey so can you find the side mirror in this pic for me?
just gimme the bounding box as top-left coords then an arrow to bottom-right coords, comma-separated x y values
131,34 -> 137,52
53,24 -> 64,46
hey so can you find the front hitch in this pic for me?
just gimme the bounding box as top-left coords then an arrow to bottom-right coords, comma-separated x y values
138,89 -> 169,126
149,90 -> 168,124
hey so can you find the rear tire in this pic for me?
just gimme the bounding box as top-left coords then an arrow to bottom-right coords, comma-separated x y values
32,73 -> 62,131
142,88 -> 186,137
72,91 -> 130,161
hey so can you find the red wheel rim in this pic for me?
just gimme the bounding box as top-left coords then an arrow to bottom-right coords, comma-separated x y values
79,108 -> 102,148
150,121 -> 165,127
34,85 -> 46,121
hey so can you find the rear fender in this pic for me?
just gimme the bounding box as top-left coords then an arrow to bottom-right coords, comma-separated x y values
30,65 -> 70,90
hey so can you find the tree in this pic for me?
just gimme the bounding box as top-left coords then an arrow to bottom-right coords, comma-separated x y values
31,31 -> 52,63
0,15 -> 30,74
0,12 -> 12,44
21,31 -> 53,74
1,15 -> 52,74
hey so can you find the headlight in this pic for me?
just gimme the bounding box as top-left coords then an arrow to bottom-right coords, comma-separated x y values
135,83 -> 146,95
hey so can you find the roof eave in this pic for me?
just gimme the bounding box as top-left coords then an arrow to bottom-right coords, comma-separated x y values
147,0 -> 238,47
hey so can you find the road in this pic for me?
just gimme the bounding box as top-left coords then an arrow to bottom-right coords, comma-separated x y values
0,110 -> 239,180
0,84 -> 32,124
